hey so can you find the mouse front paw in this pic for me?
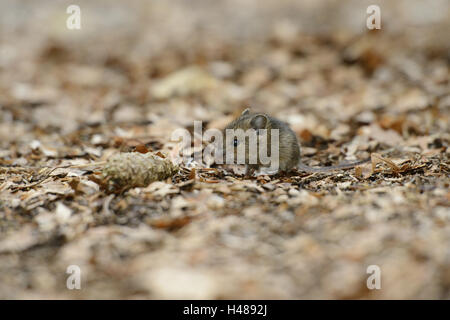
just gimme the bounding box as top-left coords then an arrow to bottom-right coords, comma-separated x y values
244,165 -> 258,177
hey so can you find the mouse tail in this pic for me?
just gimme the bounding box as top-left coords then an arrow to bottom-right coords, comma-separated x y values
297,158 -> 370,173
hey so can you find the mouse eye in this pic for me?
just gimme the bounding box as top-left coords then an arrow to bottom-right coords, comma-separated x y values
233,138 -> 238,147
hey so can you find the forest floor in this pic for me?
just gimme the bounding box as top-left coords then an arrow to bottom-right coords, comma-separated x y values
0,0 -> 449,299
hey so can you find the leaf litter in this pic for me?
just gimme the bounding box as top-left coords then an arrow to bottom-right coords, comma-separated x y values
0,0 -> 449,299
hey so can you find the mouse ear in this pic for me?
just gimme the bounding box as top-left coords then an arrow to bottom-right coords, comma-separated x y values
241,108 -> 250,116
250,114 -> 268,129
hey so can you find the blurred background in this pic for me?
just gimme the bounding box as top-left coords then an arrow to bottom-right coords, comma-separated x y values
0,0 -> 449,299
1,0 -> 448,134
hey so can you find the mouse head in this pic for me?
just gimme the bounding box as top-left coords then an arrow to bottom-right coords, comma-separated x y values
224,108 -> 268,131
222,108 -> 270,165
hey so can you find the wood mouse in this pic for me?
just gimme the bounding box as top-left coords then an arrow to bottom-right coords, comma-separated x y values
223,108 -> 369,176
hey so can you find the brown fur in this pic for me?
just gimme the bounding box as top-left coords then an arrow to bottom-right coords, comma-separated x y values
223,108 -> 300,174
